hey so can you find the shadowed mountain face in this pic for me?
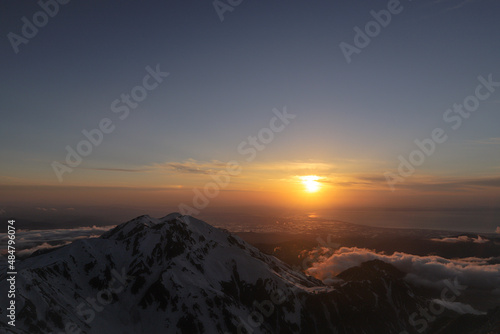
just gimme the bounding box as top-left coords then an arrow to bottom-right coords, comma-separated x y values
0,214 -> 497,333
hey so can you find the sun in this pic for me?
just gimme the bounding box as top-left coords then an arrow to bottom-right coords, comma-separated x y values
300,175 -> 321,193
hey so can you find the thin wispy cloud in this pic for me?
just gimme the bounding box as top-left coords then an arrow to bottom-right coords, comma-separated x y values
335,174 -> 500,192
36,207 -> 58,212
470,138 -> 500,146
430,235 -> 489,243
0,184 -> 182,192
446,0 -> 481,11
162,159 -> 227,175
56,165 -> 152,173
433,0 -> 484,11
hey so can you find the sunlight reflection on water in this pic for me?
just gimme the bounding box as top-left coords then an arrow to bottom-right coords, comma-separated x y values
201,209 -> 499,234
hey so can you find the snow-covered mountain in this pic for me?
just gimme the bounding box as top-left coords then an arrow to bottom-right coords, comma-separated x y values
0,213 -> 495,333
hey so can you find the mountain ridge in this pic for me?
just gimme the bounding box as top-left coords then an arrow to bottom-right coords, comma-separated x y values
1,213 -> 492,333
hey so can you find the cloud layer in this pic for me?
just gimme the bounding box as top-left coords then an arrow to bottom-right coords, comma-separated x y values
305,247 -> 500,293
430,235 -> 489,243
0,225 -> 114,259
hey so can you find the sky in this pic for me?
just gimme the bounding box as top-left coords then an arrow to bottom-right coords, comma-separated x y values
1,0 -> 500,226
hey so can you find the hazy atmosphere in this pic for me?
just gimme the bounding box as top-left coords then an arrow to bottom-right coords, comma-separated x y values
2,0 -> 500,232
1,1 -> 500,333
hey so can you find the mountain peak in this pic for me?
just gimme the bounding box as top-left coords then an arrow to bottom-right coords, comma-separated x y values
1,213 -> 440,333
337,259 -> 406,281
101,214 -> 159,239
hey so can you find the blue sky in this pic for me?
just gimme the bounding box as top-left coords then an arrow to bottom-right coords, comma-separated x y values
1,0 -> 499,216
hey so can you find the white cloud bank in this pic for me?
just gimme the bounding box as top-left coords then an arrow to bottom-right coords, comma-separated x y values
0,225 -> 114,258
305,247 -> 500,293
